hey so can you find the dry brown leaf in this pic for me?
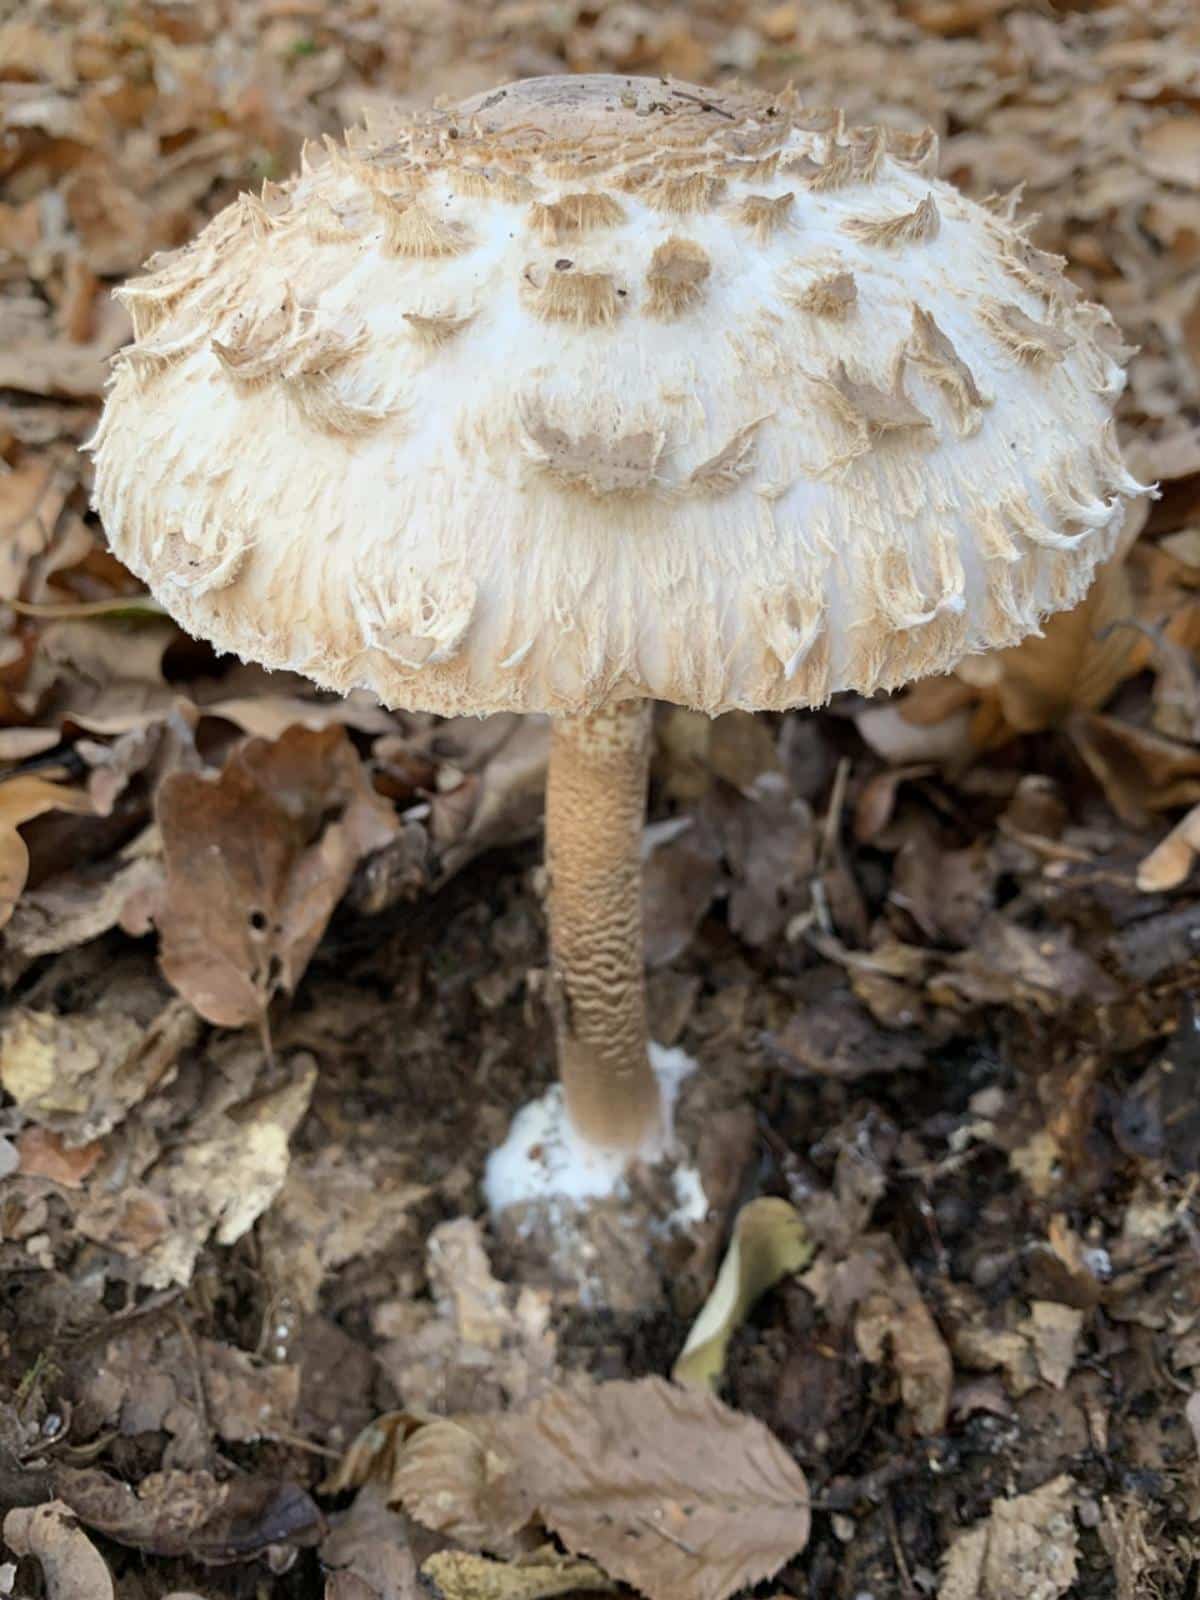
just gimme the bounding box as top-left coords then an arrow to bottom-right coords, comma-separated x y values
392,1380 -> 811,1600
811,1233 -> 953,1436
939,1475 -> 1078,1600
258,1147 -> 429,1313
0,774 -> 93,928
200,1339 -> 299,1443
16,1126 -> 104,1186
320,1483 -> 418,1600
433,715 -> 550,881
936,915 -> 1118,1013
157,725 -> 398,1026
641,816 -> 722,969
391,1418 -> 535,1557
19,617 -> 178,736
515,1381 -> 811,1600
53,1465 -> 323,1562
772,990 -> 926,1080
1070,713 -> 1200,825
3,1501 -> 114,1600
75,1050 -> 316,1288
372,1219 -> 558,1416
0,853 -> 165,983
1019,1302 -> 1085,1390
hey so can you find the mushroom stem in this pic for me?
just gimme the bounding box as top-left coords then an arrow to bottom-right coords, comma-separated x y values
546,698 -> 661,1152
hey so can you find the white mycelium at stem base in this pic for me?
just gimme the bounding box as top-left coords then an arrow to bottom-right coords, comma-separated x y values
90,72 -> 1148,1199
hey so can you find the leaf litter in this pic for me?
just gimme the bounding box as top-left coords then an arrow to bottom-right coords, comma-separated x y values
3,0 -> 1200,1596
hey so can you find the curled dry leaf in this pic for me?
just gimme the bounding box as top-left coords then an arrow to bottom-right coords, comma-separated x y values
391,1418 -> 534,1558
2,1501 -> 114,1600
157,724 -> 398,1026
939,1475 -> 1078,1600
1136,803 -> 1200,892
53,1464 -> 324,1563
390,1379 -> 810,1600
1069,713 -> 1200,825
432,714 -> 550,881
1,853 -> 165,984
0,775 -> 93,929
673,1198 -> 813,1390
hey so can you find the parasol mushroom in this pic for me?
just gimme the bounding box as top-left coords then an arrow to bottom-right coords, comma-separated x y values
90,73 -> 1145,1213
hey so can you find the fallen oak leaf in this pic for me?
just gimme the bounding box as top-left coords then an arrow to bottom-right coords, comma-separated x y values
390,1379 -> 811,1600
673,1198 -> 813,1390
157,724 -> 398,1026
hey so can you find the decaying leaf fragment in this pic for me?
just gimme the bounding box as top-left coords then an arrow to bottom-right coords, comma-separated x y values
939,1475 -> 1078,1600
673,1198 -> 812,1389
0,999 -> 197,1145
157,724 -> 398,1025
806,1233 -> 952,1435
383,1378 -> 810,1600
74,1050 -> 317,1288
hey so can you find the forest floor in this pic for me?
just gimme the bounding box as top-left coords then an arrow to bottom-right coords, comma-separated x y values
2,1 -> 1200,1596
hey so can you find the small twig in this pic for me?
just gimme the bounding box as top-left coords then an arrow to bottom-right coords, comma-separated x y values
885,1495 -> 918,1599
811,1455 -> 919,1513
819,756 -> 851,870
664,87 -> 737,120
264,1431 -> 343,1460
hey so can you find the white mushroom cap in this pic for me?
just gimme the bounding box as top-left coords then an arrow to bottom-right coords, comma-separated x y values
91,74 -> 1146,718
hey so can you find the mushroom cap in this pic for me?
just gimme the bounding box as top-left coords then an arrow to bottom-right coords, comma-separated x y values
91,74 -> 1145,718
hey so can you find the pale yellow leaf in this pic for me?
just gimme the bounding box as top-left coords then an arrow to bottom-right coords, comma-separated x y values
673,1198 -> 812,1389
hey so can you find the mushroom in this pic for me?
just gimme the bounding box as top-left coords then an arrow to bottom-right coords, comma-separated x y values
90,74 -> 1145,1216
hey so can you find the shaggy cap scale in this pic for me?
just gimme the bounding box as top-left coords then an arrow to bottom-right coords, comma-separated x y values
91,74 -> 1145,717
